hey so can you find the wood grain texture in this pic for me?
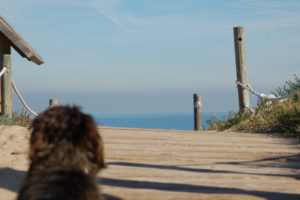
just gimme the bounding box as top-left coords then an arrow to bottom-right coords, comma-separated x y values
1,126 -> 300,200
100,127 -> 300,200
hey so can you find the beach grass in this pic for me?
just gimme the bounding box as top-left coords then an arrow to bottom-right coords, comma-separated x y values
208,75 -> 300,137
208,93 -> 300,137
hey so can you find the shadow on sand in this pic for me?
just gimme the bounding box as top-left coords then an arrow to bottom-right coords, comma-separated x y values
0,168 -> 122,200
108,153 -> 300,180
2,152 -> 300,200
104,153 -> 300,200
101,177 -> 300,200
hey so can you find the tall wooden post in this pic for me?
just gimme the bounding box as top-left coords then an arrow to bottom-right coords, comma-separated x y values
233,26 -> 249,113
193,93 -> 203,131
0,32 -> 12,117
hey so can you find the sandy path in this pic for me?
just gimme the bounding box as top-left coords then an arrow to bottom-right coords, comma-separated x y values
1,125 -> 300,200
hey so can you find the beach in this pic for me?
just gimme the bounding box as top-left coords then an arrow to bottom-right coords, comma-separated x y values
1,125 -> 300,200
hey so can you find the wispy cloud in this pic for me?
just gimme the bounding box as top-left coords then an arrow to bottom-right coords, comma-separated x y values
3,0 -> 299,37
86,0 -> 300,38
88,0 -> 123,28
233,0 -> 300,29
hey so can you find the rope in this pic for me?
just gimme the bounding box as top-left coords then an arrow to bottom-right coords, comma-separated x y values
12,80 -> 38,117
194,101 -> 202,109
0,67 -> 6,77
212,113 -> 226,121
0,68 -> 38,116
236,81 -> 300,101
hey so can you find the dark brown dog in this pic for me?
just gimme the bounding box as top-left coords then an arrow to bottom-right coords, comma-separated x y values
17,106 -> 105,200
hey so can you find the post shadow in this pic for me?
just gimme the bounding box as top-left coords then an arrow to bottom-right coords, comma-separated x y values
100,177 -> 300,200
108,159 -> 300,180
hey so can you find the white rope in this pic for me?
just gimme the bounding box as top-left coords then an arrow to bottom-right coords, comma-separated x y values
0,67 -> 6,77
236,81 -> 300,101
12,80 -> 38,117
194,101 -> 202,109
212,113 -> 226,121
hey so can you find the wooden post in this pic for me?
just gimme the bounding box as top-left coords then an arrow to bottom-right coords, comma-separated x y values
233,26 -> 249,113
49,99 -> 58,106
0,32 -> 12,117
193,93 -> 203,131
0,55 -> 12,118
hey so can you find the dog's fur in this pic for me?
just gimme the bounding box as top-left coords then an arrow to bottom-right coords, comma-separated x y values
17,106 -> 105,200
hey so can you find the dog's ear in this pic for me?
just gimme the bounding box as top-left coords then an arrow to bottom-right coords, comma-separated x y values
97,136 -> 106,169
85,115 -> 106,169
30,116 -> 54,162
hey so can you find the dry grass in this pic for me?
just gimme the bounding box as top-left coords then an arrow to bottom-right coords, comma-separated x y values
0,110 -> 32,127
208,93 -> 300,137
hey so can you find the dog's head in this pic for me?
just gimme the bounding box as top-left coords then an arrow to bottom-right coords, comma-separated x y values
30,105 -> 105,174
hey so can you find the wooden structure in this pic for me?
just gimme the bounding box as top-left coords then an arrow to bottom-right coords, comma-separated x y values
193,93 -> 203,130
233,26 -> 249,113
0,16 -> 44,117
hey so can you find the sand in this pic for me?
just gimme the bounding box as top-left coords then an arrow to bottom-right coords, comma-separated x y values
0,125 -> 300,200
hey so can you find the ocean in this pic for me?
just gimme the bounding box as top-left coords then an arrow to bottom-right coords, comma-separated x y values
92,112 -> 228,131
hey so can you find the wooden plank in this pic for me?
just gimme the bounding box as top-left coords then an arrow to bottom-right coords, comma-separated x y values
0,54 -> 12,117
233,27 -> 249,113
0,16 -> 44,65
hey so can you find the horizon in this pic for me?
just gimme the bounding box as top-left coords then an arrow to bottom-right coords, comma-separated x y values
1,0 -> 299,114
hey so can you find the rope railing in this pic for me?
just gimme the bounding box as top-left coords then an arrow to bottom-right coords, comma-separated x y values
12,80 -> 38,117
0,67 -> 38,117
236,81 -> 300,101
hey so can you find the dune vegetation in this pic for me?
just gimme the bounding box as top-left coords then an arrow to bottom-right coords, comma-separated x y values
0,110 -> 32,127
209,75 -> 300,137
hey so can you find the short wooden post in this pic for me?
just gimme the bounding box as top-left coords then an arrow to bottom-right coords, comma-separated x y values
233,26 -> 249,113
193,93 -> 203,131
0,32 -> 12,117
49,99 -> 58,106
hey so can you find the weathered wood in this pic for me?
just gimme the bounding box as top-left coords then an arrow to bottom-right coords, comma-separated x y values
99,127 -> 300,199
0,54 -> 12,117
193,93 -> 203,130
233,26 -> 249,113
49,99 -> 58,106
0,32 -> 11,113
0,16 -> 44,65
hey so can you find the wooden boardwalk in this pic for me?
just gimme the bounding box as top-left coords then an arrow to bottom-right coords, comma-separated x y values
0,126 -> 300,200
99,127 -> 300,200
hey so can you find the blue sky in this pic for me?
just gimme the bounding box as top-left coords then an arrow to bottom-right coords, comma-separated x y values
0,0 -> 299,113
